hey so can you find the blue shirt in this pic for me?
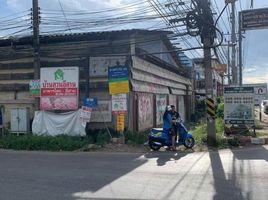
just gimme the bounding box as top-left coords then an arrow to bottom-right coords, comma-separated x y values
163,112 -> 172,130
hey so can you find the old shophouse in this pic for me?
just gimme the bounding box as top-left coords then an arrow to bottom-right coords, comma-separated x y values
0,29 -> 192,133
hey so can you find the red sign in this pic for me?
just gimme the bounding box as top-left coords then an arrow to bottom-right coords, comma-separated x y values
41,88 -> 78,96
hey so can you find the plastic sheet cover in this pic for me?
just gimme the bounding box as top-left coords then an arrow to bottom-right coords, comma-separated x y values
32,110 -> 86,136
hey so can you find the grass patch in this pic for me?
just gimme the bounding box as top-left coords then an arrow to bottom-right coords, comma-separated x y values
0,135 -> 90,151
124,131 -> 148,145
190,118 -> 239,148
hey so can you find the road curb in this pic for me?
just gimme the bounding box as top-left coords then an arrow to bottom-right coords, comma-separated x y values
239,137 -> 268,145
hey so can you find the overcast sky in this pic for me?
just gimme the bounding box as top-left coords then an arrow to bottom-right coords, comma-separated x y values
1,0 -> 268,85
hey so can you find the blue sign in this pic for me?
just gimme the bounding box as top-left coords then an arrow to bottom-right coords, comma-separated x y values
108,65 -> 129,80
83,97 -> 98,108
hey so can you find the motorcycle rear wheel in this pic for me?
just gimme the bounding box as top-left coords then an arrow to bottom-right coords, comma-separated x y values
183,137 -> 195,148
149,142 -> 161,151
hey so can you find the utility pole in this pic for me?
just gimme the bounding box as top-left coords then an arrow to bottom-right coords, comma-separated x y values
238,12 -> 243,86
227,40 -> 231,85
200,0 -> 216,146
32,0 -> 40,110
230,0 -> 237,85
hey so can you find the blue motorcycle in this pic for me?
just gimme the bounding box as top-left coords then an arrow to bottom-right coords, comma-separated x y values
148,120 -> 195,151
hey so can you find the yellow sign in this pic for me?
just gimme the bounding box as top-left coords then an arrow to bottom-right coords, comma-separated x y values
109,80 -> 129,95
116,113 -> 125,132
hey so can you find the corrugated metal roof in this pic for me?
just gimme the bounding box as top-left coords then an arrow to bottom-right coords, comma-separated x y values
0,29 -> 172,47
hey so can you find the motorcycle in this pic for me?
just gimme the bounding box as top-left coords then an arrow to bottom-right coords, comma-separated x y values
148,119 -> 195,151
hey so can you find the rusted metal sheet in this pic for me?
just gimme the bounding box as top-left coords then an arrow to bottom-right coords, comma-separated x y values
131,68 -> 186,90
137,93 -> 153,131
178,96 -> 186,122
131,79 -> 169,94
132,56 -> 191,85
155,94 -> 167,126
170,88 -> 186,95
169,94 -> 177,107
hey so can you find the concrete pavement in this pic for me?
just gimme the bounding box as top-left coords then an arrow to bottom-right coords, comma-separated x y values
0,146 -> 268,200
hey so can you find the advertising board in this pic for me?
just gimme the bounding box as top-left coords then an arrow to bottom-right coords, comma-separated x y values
40,67 -> 79,110
224,86 -> 255,125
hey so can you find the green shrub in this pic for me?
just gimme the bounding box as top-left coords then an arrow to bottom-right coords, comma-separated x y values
0,135 -> 91,151
96,130 -> 111,146
124,131 -> 148,145
190,118 -> 239,148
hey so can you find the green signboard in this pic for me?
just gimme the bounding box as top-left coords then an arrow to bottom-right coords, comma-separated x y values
224,86 -> 255,125
29,80 -> 40,97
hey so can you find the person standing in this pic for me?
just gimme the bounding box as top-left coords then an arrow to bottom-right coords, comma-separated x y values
163,105 -> 176,150
170,105 -> 181,143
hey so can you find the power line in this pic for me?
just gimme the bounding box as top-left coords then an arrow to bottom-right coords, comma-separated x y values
57,0 -> 72,33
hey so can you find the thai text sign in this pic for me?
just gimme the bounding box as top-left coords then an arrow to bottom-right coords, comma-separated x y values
243,83 -> 267,105
40,67 -> 79,110
108,65 -> 129,94
29,79 -> 40,97
80,106 -> 92,122
224,86 -> 255,125
241,8 -> 268,30
116,113 -> 125,132
112,94 -> 127,114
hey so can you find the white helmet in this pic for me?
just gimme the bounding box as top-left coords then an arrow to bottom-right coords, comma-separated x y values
166,105 -> 172,111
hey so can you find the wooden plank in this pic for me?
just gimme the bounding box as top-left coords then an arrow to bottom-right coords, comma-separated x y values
0,83 -> 29,91
40,59 -> 86,67
0,73 -> 34,80
0,81 -> 108,91
0,99 -> 35,104
0,62 -> 33,69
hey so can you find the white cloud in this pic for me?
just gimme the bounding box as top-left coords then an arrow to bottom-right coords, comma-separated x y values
6,0 -> 31,10
244,67 -> 257,73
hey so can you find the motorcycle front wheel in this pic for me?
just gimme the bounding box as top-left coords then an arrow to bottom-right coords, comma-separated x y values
183,137 -> 195,148
149,142 -> 161,151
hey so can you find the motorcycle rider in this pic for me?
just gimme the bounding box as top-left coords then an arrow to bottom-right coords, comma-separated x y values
170,105 -> 181,143
163,105 -> 176,150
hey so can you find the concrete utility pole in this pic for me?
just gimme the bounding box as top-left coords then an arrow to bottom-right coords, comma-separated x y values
32,0 -> 40,110
230,0 -> 238,85
201,0 -> 216,146
238,12 -> 243,86
227,40 -> 231,85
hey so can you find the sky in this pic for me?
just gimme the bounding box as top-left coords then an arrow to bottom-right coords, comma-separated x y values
0,0 -> 268,86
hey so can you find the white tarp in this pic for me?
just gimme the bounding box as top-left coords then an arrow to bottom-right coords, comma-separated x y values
32,109 -> 86,136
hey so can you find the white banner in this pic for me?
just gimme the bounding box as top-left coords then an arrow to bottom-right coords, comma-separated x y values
32,110 -> 86,136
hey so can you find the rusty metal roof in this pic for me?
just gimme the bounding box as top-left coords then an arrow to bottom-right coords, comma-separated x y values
0,29 -> 172,47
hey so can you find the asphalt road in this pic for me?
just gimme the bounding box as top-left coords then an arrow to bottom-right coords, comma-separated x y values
0,146 -> 268,200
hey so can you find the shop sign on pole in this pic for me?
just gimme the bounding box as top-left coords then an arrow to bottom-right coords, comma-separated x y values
116,113 -> 125,132
108,65 -> 129,95
224,86 -> 255,125
112,94 -> 127,114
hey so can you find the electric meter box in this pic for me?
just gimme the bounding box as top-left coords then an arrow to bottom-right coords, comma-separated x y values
10,108 -> 30,133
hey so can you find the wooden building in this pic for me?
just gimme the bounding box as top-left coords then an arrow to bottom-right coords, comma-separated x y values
0,29 -> 192,132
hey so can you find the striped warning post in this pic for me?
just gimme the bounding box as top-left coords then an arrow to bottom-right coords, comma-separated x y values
206,98 -> 215,119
